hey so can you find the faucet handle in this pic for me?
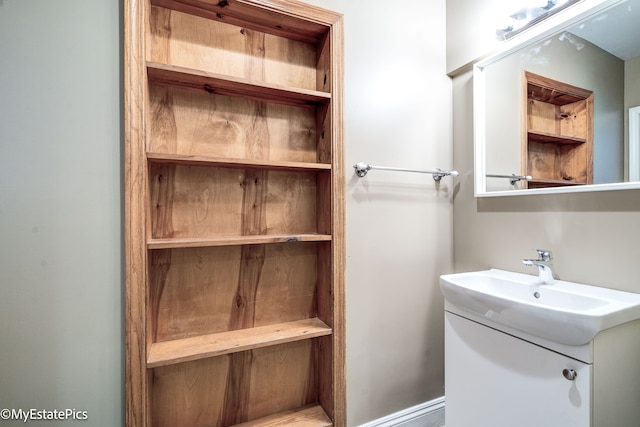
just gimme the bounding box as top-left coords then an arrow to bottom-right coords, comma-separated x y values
536,249 -> 552,261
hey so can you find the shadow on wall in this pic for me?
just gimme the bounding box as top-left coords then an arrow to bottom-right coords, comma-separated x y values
477,190 -> 640,213
350,174 -> 456,204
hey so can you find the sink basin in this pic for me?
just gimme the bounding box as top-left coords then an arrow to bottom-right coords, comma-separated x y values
440,269 -> 640,346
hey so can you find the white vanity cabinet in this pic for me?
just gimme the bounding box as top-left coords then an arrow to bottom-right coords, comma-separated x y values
445,310 -> 640,427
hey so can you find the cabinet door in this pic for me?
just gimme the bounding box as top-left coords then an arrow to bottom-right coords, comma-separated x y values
445,312 -> 591,427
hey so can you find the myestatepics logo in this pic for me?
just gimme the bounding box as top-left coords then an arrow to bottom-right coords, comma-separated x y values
0,408 -> 88,422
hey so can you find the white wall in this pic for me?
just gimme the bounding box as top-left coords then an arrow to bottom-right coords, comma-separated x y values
0,1 -> 452,426
0,0 -> 123,425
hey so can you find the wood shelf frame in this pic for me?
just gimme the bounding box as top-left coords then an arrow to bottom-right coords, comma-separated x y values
125,0 -> 345,425
148,318 -> 332,368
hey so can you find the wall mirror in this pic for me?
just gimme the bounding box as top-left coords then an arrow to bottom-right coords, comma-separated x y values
474,0 -> 640,197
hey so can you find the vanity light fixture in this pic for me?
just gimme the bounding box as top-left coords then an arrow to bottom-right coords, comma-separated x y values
496,0 -> 582,40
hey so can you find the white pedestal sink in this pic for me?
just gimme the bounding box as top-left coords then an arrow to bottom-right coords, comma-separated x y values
440,268 -> 640,346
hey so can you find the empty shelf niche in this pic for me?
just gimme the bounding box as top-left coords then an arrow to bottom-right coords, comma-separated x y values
151,337 -> 334,427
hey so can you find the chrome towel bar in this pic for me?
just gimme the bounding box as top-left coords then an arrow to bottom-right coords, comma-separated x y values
485,173 -> 532,185
354,162 -> 459,181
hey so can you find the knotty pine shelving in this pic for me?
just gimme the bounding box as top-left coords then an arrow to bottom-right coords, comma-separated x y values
124,0 -> 345,426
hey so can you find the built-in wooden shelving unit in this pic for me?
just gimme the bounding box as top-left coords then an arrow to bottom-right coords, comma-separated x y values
124,0 -> 345,425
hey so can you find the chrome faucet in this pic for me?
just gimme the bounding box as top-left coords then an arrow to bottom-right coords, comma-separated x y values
523,249 -> 554,284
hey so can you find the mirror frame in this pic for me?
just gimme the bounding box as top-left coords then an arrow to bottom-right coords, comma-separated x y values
474,0 -> 640,197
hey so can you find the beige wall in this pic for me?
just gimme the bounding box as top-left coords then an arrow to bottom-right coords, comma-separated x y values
446,0 -> 507,73
450,1 -> 640,294
305,1 -> 452,424
627,56 -> 640,109
0,0 -> 123,425
625,56 -> 640,176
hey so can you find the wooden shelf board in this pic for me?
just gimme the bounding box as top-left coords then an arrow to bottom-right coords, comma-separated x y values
147,62 -> 331,107
147,152 -> 331,172
147,234 -> 332,249
525,72 -> 593,106
232,404 -> 332,427
527,85 -> 586,105
148,318 -> 332,368
150,0 -> 330,45
529,178 -> 587,187
528,130 -> 586,145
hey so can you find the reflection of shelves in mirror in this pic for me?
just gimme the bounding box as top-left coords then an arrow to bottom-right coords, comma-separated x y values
523,71 -> 593,189
528,178 -> 587,189
527,131 -> 586,145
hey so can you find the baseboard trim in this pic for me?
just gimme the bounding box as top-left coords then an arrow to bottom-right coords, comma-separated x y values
358,396 -> 445,427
